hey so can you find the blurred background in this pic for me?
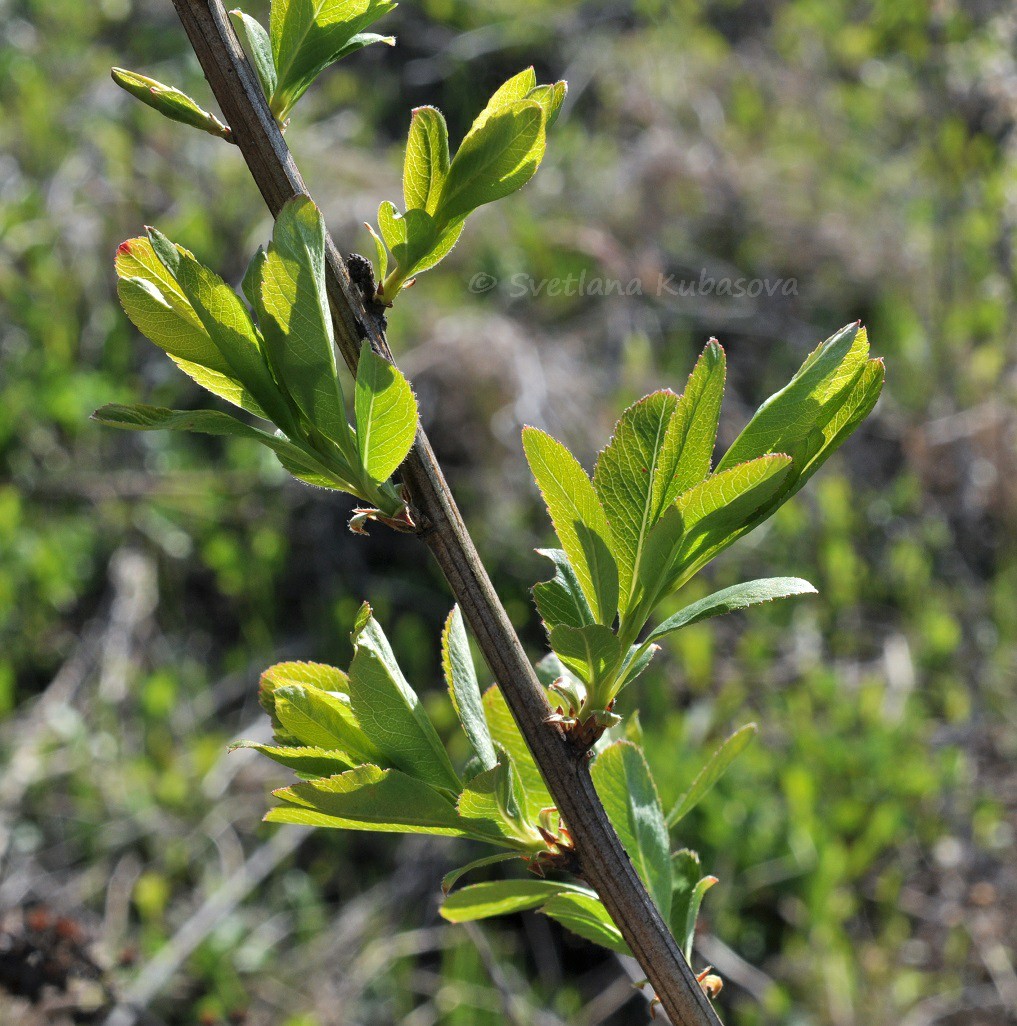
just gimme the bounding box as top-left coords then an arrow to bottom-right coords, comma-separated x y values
2,0 -> 1016,1023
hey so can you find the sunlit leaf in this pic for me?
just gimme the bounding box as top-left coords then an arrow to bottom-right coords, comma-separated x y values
269,0 -> 397,121
353,342 -> 418,483
533,548 -> 595,631
590,741 -> 671,914
440,879 -> 594,922
347,604 -> 461,792
268,765 -> 483,836
540,892 -> 631,954
229,9 -> 277,98
666,724 -> 758,827
404,106 -> 450,214
442,606 -> 497,771
522,426 -> 618,625
648,577 -> 816,643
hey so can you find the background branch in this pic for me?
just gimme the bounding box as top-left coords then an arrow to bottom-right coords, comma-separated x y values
168,3 -> 722,1022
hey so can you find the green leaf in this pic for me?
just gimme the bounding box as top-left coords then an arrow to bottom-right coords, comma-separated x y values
442,606 -> 497,772
457,750 -> 540,848
548,623 -> 621,694
670,454 -> 793,587
655,340 -> 726,511
540,892 -> 630,955
229,10 -> 277,99
272,683 -> 383,764
229,740 -> 354,777
593,390 -> 681,614
715,324 -> 884,516
590,741 -> 671,914
468,68 -> 537,134
155,232 -> 296,432
718,323 -> 865,470
648,577 -> 816,644
347,605 -> 461,792
532,549 -> 595,631
353,342 -> 418,483
90,404 -> 341,484
258,659 -> 349,729
522,427 -> 618,626
379,205 -> 465,284
435,101 -> 546,224
257,196 -> 353,451
115,237 -> 268,419
525,81 -> 567,128
669,850 -> 717,961
111,68 -> 230,139
482,685 -> 552,820
269,0 -> 397,120
404,106 -> 450,214
666,724 -> 757,827
268,765 -> 484,836
440,879 -> 594,922
441,852 -> 521,896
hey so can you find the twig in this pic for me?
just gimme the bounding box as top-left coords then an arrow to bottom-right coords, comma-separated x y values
165,4 -> 723,1022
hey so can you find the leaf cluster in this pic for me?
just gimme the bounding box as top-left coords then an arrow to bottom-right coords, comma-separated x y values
236,604 -> 741,957
94,196 -> 417,520
525,324 -> 884,724
231,0 -> 396,124
367,68 -> 567,304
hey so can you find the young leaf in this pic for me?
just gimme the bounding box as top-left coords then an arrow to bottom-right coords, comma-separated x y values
442,606 -> 497,772
522,427 -> 618,625
482,685 -> 552,820
666,724 -> 757,827
532,548 -> 596,631
440,879 -> 594,922
647,577 -> 817,644
259,659 -> 351,720
257,196 -> 353,451
670,850 -> 718,961
116,238 -> 269,418
655,340 -> 726,512
590,741 -> 672,915
229,10 -> 278,99
525,81 -> 567,128
669,454 -> 794,587
441,852 -> 521,896
268,765 -> 484,837
272,683 -> 383,764
403,106 -> 450,215
111,68 -> 230,140
229,740 -> 354,777
593,389 -> 681,614
469,68 -> 537,133
718,323 -> 865,470
269,0 -> 397,121
715,324 -> 884,516
548,623 -> 621,694
435,101 -> 546,224
347,605 -> 461,792
353,342 -> 418,483
155,234 -> 297,432
90,404 -> 335,480
456,750 -> 540,848
540,892 -> 631,955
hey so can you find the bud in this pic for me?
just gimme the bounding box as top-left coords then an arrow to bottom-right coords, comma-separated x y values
111,68 -> 231,141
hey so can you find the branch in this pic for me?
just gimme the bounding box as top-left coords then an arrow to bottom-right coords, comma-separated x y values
168,4 -> 723,1022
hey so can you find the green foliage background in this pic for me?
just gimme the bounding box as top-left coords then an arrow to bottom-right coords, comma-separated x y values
1,0 -> 1015,1023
